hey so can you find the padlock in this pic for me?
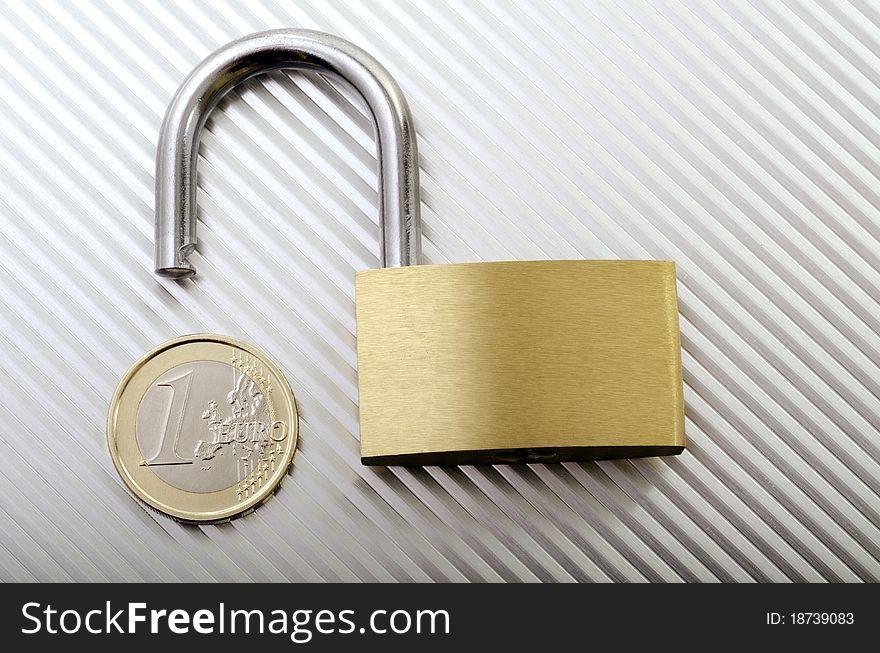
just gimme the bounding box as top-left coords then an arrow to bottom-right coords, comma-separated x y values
155,30 -> 685,466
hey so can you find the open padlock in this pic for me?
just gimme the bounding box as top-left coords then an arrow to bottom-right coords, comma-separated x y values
155,30 -> 685,465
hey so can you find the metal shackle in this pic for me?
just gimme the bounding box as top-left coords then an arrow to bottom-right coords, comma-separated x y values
154,29 -> 421,278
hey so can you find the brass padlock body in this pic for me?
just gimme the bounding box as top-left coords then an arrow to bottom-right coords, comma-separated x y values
356,260 -> 685,465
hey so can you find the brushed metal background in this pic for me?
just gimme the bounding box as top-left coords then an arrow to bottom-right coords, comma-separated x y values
1,0 -> 879,582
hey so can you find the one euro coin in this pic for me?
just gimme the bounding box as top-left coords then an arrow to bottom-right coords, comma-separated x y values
107,334 -> 298,523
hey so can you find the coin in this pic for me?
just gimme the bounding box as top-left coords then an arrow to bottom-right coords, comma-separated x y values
107,334 -> 298,523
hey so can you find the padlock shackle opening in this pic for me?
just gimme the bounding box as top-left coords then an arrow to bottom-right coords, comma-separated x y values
154,29 -> 421,278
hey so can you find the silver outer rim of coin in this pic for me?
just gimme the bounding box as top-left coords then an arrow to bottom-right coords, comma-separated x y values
107,333 -> 299,524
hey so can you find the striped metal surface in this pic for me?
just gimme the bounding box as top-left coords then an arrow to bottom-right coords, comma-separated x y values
1,0 -> 878,582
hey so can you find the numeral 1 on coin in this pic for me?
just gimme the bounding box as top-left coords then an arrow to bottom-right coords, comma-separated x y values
143,370 -> 194,466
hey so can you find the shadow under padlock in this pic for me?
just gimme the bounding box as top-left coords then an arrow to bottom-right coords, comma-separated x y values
154,29 -> 685,466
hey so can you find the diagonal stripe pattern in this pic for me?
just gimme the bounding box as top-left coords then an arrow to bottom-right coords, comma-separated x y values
0,0 -> 879,582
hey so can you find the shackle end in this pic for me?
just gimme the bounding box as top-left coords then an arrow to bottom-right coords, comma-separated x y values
155,263 -> 196,280
155,239 -> 196,279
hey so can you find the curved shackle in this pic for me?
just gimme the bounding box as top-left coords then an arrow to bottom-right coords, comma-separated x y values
155,29 -> 421,278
